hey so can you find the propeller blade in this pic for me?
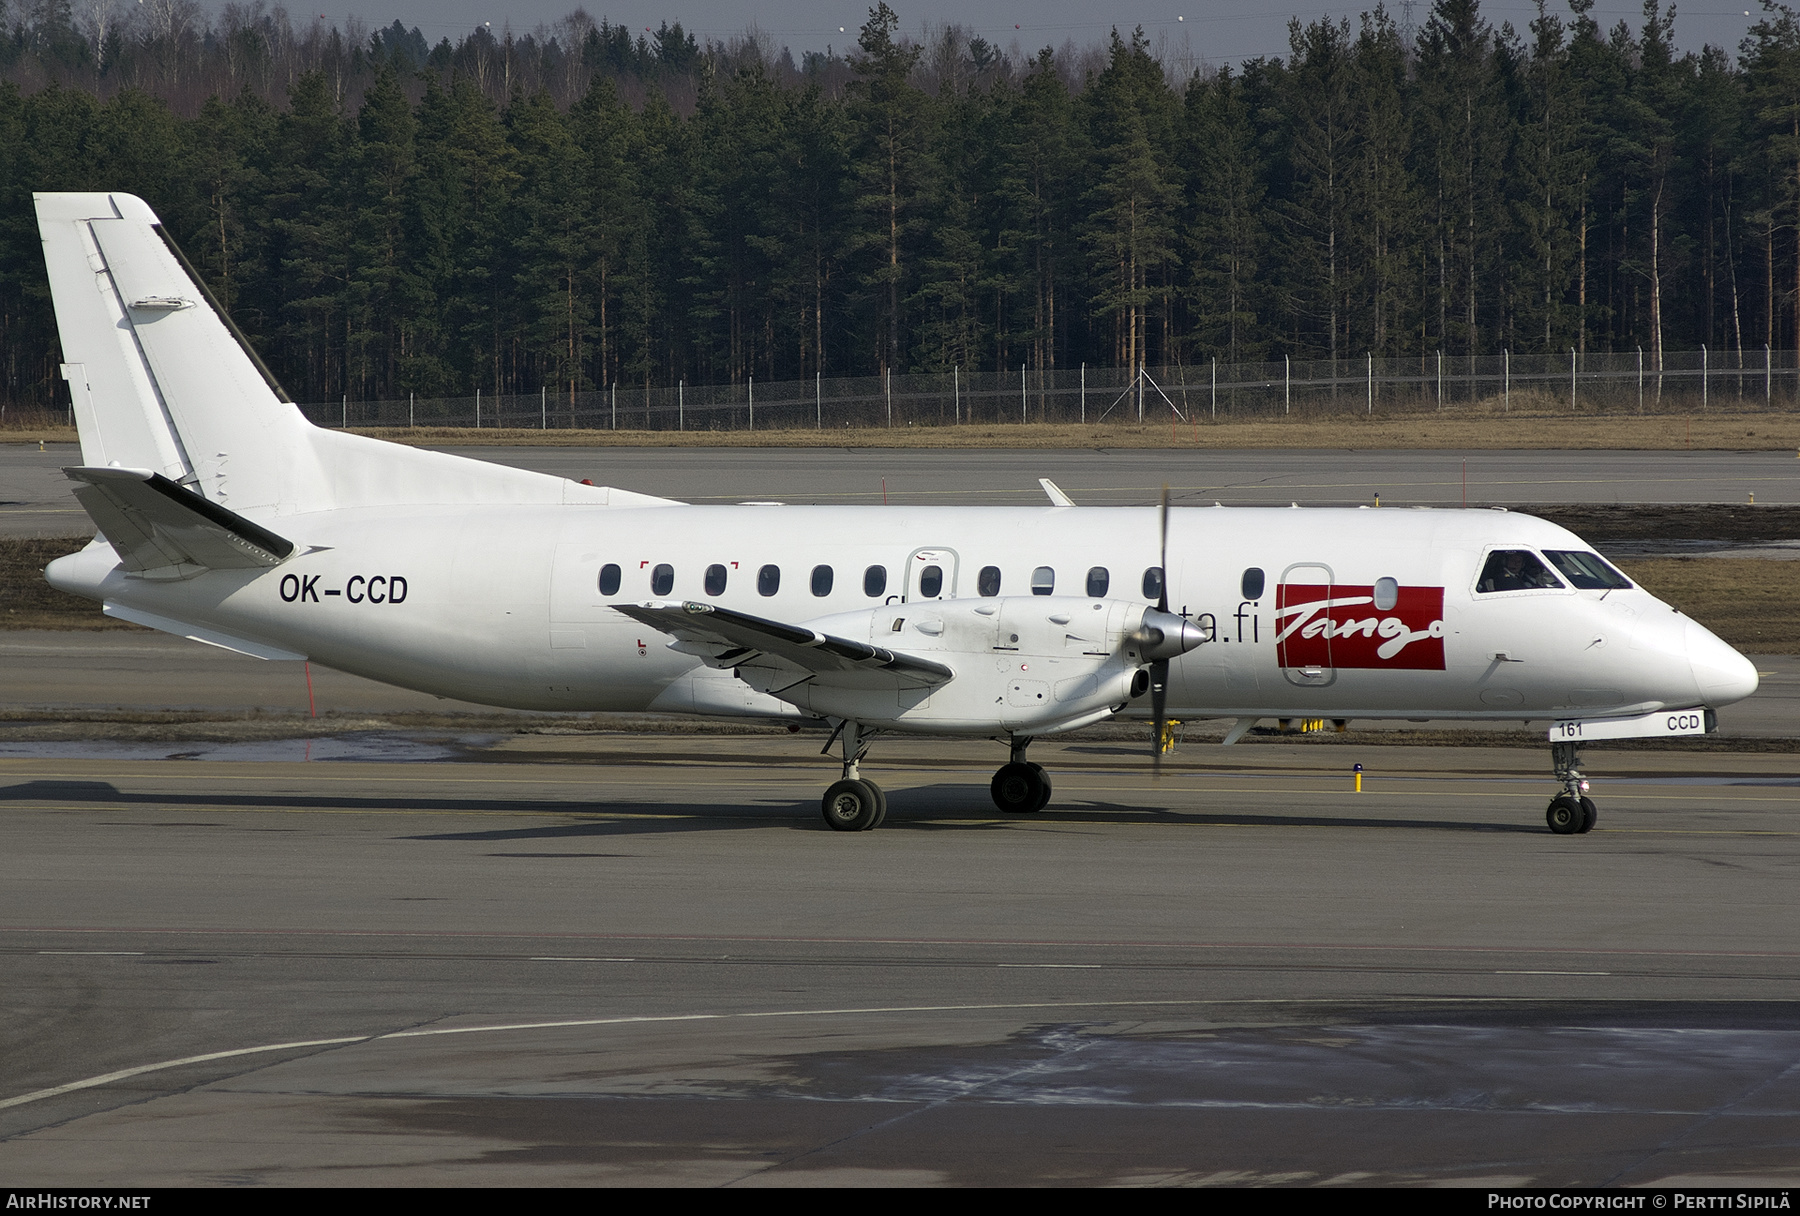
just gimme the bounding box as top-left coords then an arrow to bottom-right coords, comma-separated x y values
1153,484 -> 1170,775
1151,658 -> 1169,778
1156,484 -> 1170,612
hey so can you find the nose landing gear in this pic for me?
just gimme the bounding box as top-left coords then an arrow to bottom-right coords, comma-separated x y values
1547,741 -> 1597,835
991,736 -> 1052,813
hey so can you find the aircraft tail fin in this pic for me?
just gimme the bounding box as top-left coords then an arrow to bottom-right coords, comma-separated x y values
38,191 -> 670,517
35,192 -> 320,514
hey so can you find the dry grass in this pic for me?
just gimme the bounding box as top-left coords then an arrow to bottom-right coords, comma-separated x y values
355,410 -> 1800,450
0,537 -> 139,630
1614,557 -> 1800,652
7,407 -> 1800,450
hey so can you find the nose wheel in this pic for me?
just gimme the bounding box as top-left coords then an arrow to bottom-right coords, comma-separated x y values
1547,742 -> 1598,835
1546,793 -> 1597,835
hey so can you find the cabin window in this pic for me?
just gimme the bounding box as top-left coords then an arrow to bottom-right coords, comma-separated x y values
811,565 -> 833,596
1031,566 -> 1055,596
978,566 -> 1002,596
864,565 -> 888,597
650,563 -> 674,596
1241,568 -> 1265,599
758,564 -> 780,596
1373,577 -> 1398,611
1142,567 -> 1164,600
1086,566 -> 1110,597
1544,550 -> 1632,590
705,564 -> 728,596
598,564 -> 621,596
918,565 -> 943,597
1477,550 -> 1565,593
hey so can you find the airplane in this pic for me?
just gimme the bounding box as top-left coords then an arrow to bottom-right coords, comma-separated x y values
30,192 -> 1761,834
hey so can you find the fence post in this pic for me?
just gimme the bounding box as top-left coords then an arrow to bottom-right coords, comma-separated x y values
1079,363 -> 1085,424
1211,357 -> 1216,421
1021,362 -> 1027,424
611,381 -> 616,431
541,385 -> 546,429
679,379 -> 684,432
475,388 -> 480,428
816,370 -> 822,428
1284,355 -> 1291,416
749,374 -> 754,432
1572,349 -> 1578,412
1701,345 -> 1707,411
1366,352 -> 1372,414
1436,350 -> 1442,409
1503,350 -> 1509,410
955,365 -> 961,424
885,368 -> 892,427
409,391 -> 414,428
1767,343 -> 1772,403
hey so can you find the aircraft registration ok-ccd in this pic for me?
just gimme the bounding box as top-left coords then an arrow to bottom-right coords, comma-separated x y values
33,192 -> 1760,833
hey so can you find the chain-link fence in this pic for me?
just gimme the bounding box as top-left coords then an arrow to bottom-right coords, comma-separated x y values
297,347 -> 1800,432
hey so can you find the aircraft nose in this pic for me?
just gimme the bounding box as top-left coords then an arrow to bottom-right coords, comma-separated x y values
1686,619 -> 1759,706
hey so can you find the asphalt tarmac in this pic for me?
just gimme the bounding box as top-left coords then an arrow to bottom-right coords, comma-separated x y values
1,736 -> 1798,1186
3,443 -> 1798,536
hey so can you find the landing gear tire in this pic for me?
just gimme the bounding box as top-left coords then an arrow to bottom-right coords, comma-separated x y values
992,762 -> 1048,814
1546,794 -> 1584,835
867,780 -> 888,828
1577,796 -> 1597,834
822,779 -> 882,832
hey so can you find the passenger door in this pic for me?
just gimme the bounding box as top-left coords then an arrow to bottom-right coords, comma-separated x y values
1277,562 -> 1337,687
904,547 -> 959,602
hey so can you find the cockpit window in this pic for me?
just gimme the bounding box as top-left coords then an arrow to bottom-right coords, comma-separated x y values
1477,550 -> 1565,593
1544,550 -> 1633,590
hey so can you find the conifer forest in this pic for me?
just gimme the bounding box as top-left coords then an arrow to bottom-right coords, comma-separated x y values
4,0 -> 1800,413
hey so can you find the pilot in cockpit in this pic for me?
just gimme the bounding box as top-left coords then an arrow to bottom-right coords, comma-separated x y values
1478,549 -> 1563,593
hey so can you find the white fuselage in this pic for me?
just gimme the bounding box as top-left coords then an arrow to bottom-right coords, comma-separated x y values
46,501 -> 1754,732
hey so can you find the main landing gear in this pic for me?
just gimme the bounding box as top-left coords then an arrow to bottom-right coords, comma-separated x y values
819,720 -> 886,832
990,736 -> 1052,814
817,726 -> 1059,830
1547,741 -> 1598,835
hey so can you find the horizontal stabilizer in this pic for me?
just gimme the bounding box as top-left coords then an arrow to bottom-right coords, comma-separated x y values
64,466 -> 294,576
103,602 -> 306,661
614,601 -> 954,689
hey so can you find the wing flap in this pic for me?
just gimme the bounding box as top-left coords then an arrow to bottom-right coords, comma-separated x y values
64,466 -> 294,575
614,601 -> 954,689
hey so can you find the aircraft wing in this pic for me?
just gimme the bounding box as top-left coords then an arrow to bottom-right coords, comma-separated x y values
64,465 -> 295,575
614,601 -> 954,690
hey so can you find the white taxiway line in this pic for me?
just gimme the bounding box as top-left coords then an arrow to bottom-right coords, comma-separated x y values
4,991 -> 1687,1117
0,996 -> 1433,1114
0,1037 -> 369,1112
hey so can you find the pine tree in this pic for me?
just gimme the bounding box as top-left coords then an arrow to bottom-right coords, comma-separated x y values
1183,65 -> 1267,365
509,88 -> 590,407
1350,7 -> 1417,358
1082,28 -> 1181,371
1281,16 -> 1358,360
844,2 -> 930,374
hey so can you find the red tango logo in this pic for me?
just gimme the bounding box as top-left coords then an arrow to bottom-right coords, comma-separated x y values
1274,584 -> 1446,671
